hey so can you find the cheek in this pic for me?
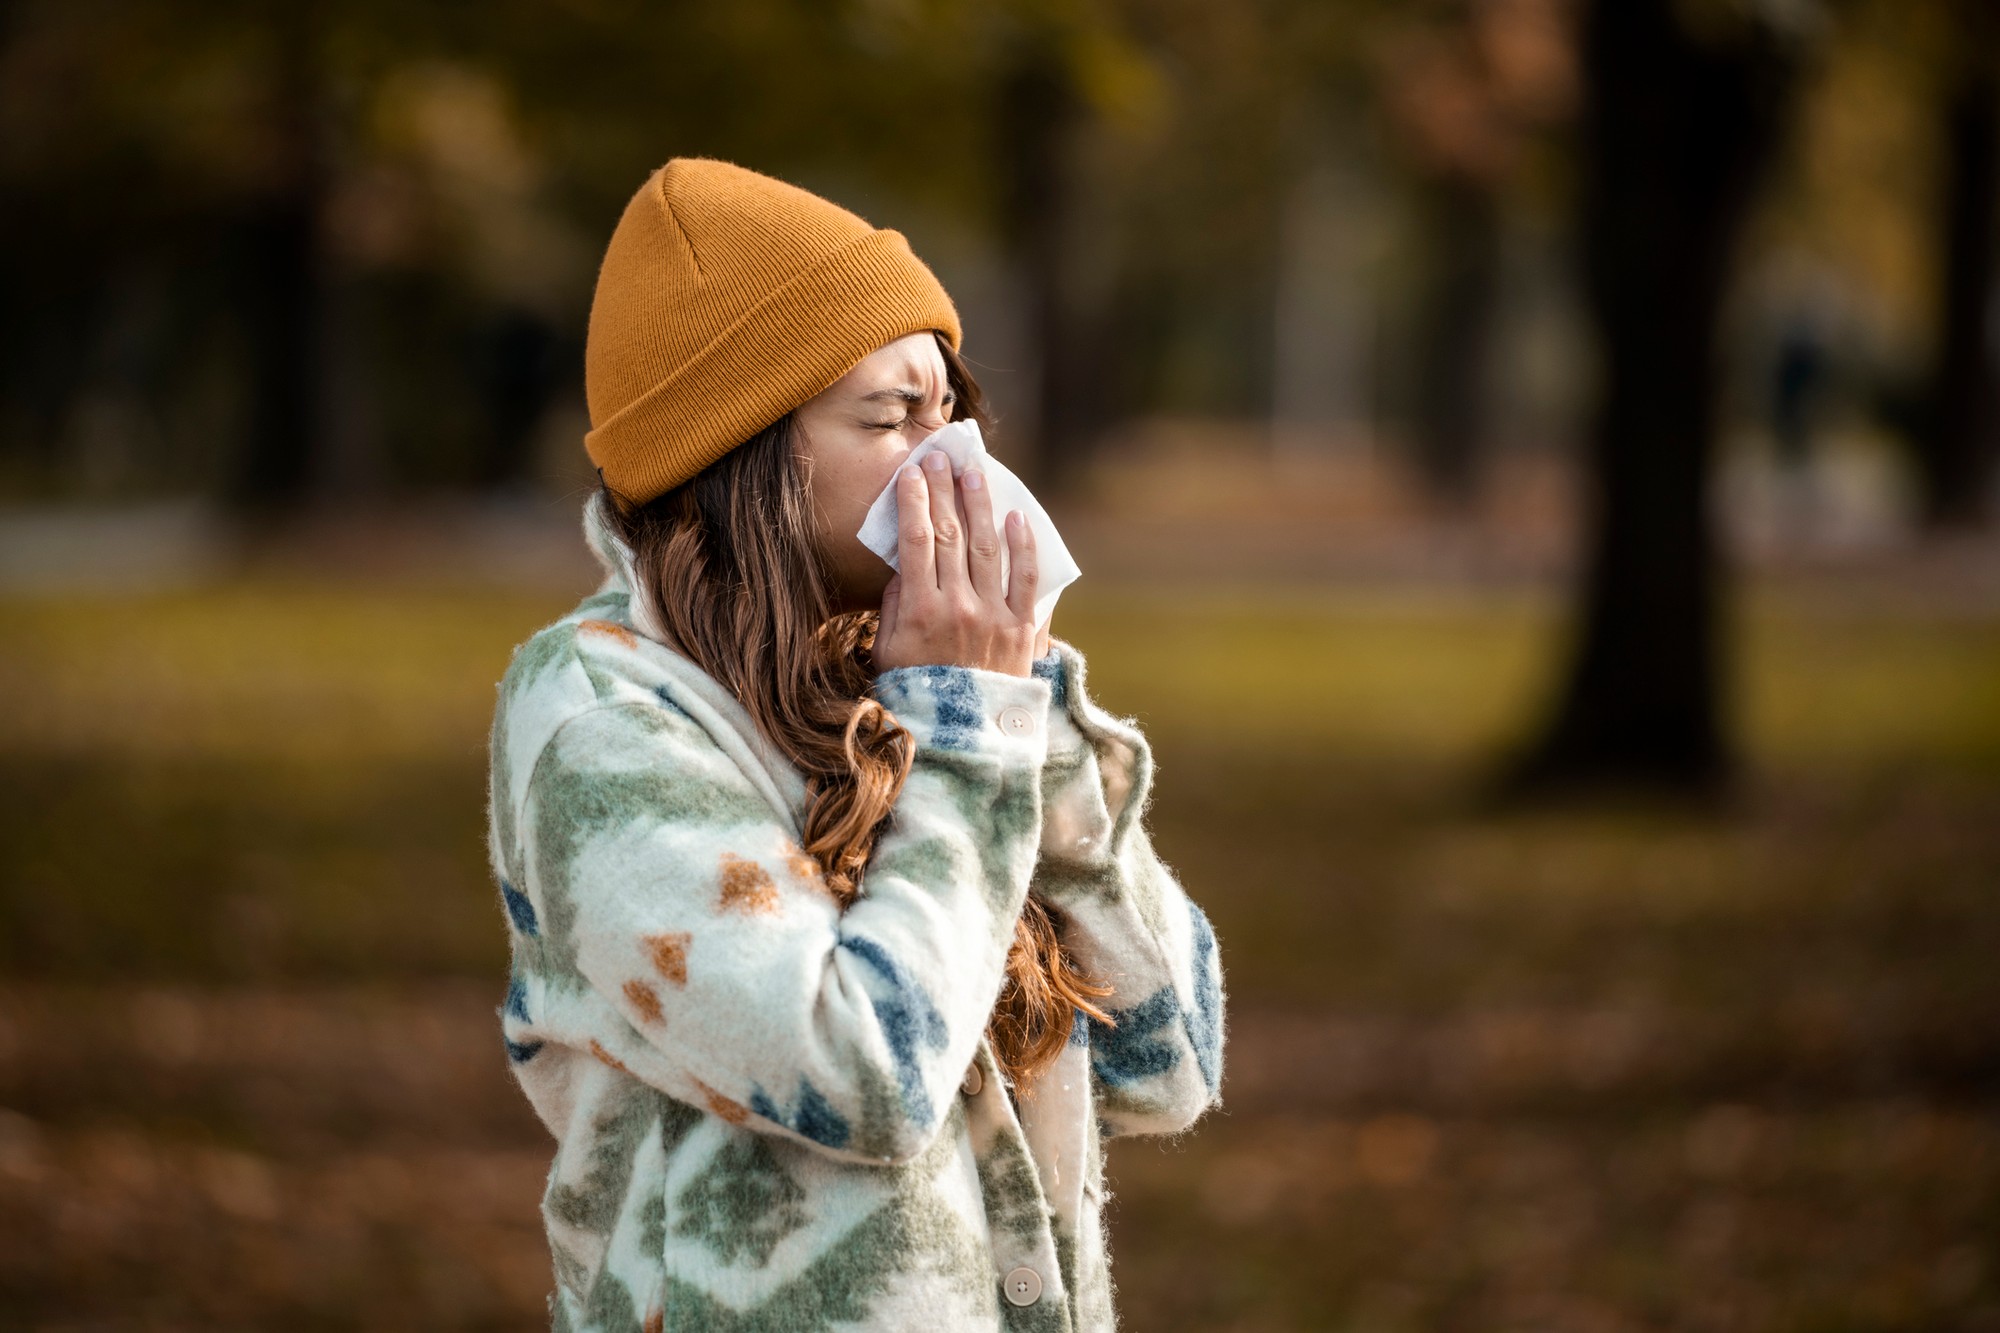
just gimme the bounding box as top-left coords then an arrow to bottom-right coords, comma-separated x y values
860,453 -> 908,514
808,438 -> 900,541
834,450 -> 906,525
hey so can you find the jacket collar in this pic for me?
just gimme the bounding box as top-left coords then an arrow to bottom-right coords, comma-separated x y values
581,489 -> 676,647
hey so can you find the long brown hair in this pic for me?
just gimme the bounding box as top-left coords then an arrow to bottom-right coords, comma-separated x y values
599,333 -> 1114,1094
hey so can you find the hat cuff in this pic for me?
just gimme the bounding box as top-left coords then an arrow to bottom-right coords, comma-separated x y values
584,228 -> 962,505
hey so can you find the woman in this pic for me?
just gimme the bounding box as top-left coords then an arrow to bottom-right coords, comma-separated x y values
486,157 -> 1225,1333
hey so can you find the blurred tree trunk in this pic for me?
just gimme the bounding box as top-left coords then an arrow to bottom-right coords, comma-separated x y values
0,3 -> 95,487
223,11 -> 326,516
993,35 -> 1093,498
1411,175 -> 1501,505
1507,0 -> 1795,795
471,306 -> 564,493
1918,13 -> 2000,528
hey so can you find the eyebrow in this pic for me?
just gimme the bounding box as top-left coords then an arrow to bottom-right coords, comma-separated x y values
859,384 -> 957,406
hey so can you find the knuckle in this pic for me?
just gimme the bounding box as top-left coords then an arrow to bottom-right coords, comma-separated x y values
905,524 -> 933,544
934,521 -> 960,545
971,537 -> 1001,560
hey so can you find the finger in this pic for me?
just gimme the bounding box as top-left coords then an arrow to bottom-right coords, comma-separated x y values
922,451 -> 967,594
894,462 -> 935,593
1003,509 -> 1039,623
958,466 -> 1005,605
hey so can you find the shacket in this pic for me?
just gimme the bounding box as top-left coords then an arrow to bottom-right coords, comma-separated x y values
485,490 -> 1227,1332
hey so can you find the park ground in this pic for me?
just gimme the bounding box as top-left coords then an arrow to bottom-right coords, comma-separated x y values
0,500 -> 1996,1331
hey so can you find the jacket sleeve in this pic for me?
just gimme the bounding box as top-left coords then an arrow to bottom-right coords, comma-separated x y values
511,661 -> 1053,1168
1028,638 -> 1226,1139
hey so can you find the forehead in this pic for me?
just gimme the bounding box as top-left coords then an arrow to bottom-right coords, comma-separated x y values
832,331 -> 945,396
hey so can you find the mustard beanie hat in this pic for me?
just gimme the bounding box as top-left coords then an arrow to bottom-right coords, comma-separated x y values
583,157 -> 963,506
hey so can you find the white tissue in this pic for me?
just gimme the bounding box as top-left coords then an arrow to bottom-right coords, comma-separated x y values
856,419 -> 1081,630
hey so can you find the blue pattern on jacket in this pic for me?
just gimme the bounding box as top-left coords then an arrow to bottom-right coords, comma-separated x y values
839,933 -> 950,1128
1085,984 -> 1183,1087
750,1077 -> 853,1151
501,880 -> 539,935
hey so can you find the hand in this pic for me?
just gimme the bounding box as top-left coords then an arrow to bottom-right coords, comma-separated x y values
873,450 -> 1041,677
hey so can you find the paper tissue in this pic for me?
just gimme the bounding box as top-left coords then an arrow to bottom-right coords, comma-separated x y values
855,419 -> 1081,631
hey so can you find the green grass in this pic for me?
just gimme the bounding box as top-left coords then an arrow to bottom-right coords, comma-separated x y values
0,576 -> 1995,996
8,577 -> 1993,768
1059,582 -> 2000,768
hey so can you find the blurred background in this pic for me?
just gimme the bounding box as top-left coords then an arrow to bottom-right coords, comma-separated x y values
1,0 -> 1997,1328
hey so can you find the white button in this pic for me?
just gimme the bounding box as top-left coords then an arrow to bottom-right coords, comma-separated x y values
997,705 -> 1037,737
1003,1265 -> 1042,1306
962,1063 -> 984,1096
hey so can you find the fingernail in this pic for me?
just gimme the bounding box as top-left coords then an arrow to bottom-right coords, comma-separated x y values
901,463 -> 919,481
925,452 -> 948,470
963,469 -> 983,490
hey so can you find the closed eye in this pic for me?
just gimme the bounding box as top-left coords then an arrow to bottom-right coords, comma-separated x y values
860,386 -> 955,426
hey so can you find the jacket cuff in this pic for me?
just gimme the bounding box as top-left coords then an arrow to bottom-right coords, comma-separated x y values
871,662 -> 1054,763
1035,636 -> 1154,843
1031,644 -> 1090,753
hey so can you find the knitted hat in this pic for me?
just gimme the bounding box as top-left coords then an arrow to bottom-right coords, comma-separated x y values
583,157 -> 963,506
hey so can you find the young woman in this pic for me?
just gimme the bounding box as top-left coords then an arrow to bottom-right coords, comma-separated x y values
486,157 -> 1225,1333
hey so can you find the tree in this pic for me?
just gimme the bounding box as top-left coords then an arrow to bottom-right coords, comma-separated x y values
222,8 -> 329,515
1915,0 -> 2000,528
1507,0 -> 1801,795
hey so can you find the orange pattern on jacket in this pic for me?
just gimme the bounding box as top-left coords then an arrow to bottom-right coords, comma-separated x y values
717,851 -> 781,914
642,931 -> 691,986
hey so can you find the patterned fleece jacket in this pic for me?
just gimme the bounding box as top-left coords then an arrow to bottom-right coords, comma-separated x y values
485,490 -> 1227,1332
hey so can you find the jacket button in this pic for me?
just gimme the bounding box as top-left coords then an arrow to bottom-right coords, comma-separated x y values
997,705 -> 1036,736
962,1063 -> 984,1096
1003,1266 -> 1042,1306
